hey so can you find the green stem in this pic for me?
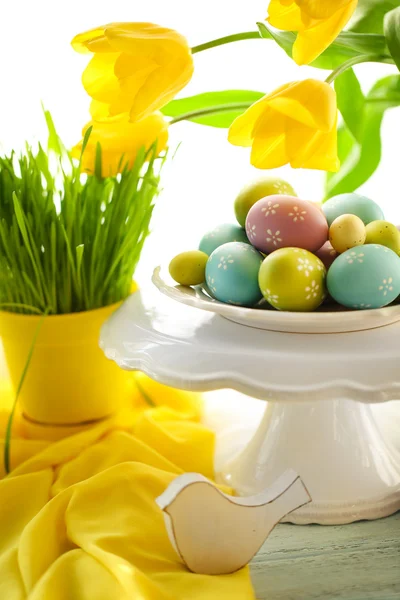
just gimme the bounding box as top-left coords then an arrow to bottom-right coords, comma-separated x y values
191,31 -> 260,54
134,378 -> 156,408
325,54 -> 394,84
3,309 -> 49,474
169,102 -> 254,125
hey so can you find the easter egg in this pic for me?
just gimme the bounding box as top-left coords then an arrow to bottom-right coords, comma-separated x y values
365,220 -> 400,254
205,242 -> 263,307
322,193 -> 384,226
246,196 -> 328,254
234,177 -> 296,227
315,241 -> 338,269
169,251 -> 208,286
329,214 -> 366,254
258,248 -> 326,312
327,244 -> 400,309
199,223 -> 249,256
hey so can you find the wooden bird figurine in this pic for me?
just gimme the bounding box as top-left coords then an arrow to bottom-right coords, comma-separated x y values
156,469 -> 311,575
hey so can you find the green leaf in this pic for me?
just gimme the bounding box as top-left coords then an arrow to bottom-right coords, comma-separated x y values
257,22 -> 388,69
325,75 -> 400,198
326,126 -> 357,192
350,0 -> 400,34
384,7 -> 400,70
43,106 -> 67,157
334,69 -> 365,142
162,90 -> 265,127
256,22 -> 295,58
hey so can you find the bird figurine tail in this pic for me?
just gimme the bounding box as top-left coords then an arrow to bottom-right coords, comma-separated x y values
156,469 -> 311,575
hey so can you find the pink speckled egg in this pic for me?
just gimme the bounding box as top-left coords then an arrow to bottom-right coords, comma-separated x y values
246,195 -> 328,254
315,241 -> 338,269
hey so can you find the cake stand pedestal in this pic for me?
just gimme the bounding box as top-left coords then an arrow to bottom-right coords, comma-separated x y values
100,288 -> 400,525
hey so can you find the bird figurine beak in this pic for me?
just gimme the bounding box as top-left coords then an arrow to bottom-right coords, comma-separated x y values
156,469 -> 311,575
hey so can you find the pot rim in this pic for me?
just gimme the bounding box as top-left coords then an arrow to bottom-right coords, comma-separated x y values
0,283 -> 138,324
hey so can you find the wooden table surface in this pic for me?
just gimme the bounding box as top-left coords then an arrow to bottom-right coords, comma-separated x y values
251,513 -> 400,600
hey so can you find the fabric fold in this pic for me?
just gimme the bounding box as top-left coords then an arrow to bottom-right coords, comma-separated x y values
0,374 -> 255,599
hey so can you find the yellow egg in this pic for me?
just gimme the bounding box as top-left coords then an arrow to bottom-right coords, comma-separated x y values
169,251 -> 208,286
365,220 -> 400,254
329,214 -> 366,254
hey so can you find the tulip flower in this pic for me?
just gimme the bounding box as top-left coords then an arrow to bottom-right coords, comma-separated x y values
72,23 -> 194,122
267,0 -> 358,65
228,79 -> 339,172
72,112 -> 168,177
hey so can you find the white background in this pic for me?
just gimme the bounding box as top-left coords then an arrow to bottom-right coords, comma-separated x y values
1,0 -> 399,286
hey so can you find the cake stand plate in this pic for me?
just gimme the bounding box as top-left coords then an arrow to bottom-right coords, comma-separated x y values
152,267 -> 400,334
100,288 -> 400,525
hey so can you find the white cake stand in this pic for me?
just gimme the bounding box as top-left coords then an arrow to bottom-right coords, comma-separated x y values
100,287 -> 400,525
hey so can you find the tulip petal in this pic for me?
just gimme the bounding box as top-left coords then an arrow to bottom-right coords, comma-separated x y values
250,111 -> 289,169
90,100 -> 114,121
82,53 -> 121,104
71,25 -> 113,53
267,0 -> 306,31
105,22 -> 191,55
72,113 -> 168,177
286,118 -> 339,172
131,60 -> 194,122
250,133 -> 288,169
292,0 -> 358,65
296,0 -> 353,20
267,79 -> 337,132
228,97 -> 272,146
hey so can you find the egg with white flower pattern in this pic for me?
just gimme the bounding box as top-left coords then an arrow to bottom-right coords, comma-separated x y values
199,224 -> 249,256
205,242 -> 263,307
246,196 -> 328,254
327,244 -> 400,309
258,248 -> 326,312
323,193 -> 384,227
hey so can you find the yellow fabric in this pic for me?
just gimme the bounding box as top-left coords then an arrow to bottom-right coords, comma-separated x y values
0,373 -> 255,599
71,112 -> 168,177
71,22 -> 194,122
228,78 -> 339,173
267,0 -> 358,65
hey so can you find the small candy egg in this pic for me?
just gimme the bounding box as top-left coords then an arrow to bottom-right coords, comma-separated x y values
234,177 -> 296,227
322,193 -> 384,226
315,241 -> 338,269
169,251 -> 208,286
327,244 -> 400,309
329,214 -> 366,254
246,196 -> 328,254
258,248 -> 326,312
365,220 -> 400,254
199,223 -> 249,256
205,242 -> 263,307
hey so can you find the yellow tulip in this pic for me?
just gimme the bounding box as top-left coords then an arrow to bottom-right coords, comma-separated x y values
267,0 -> 358,65
71,22 -> 194,122
71,112 -> 168,177
228,79 -> 339,172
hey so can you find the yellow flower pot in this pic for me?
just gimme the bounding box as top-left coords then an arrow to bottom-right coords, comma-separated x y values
0,294 -> 136,435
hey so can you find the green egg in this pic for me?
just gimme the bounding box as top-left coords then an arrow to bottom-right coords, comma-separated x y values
258,248 -> 326,312
169,251 -> 208,286
365,221 -> 400,254
234,177 -> 296,228
322,193 -> 384,226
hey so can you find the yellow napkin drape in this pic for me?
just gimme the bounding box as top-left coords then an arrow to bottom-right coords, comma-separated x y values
0,372 -> 255,599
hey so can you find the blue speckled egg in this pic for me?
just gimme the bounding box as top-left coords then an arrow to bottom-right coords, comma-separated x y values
205,242 -> 263,307
323,193 -> 384,226
327,244 -> 400,309
199,223 -> 249,256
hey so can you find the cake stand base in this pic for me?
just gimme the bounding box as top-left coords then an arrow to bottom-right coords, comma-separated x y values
220,398 -> 400,525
